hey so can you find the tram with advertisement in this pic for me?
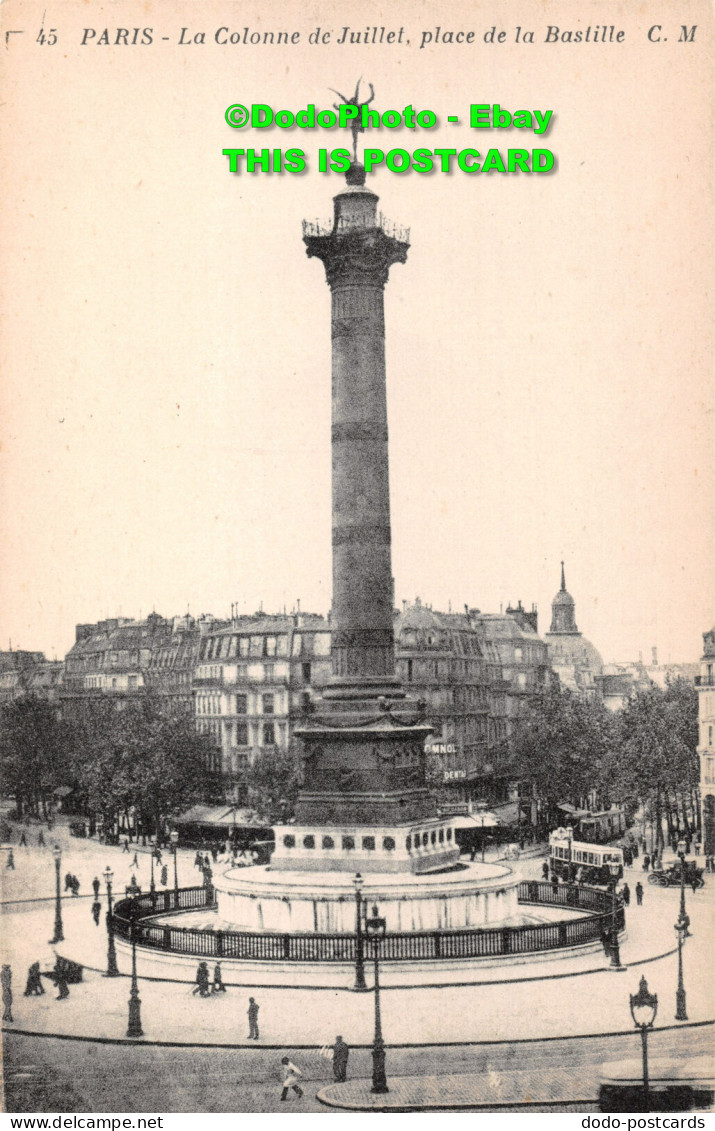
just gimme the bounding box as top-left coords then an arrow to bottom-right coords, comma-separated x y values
549,828 -> 624,886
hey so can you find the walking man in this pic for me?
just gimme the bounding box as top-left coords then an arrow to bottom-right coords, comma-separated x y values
92,876 -> 101,899
19,831 -> 27,847
2,965 -> 13,1021
6,849 -> 15,870
622,883 -> 631,906
247,996 -> 260,1039
91,900 -> 102,926
635,881 -> 644,906
24,962 -> 45,996
131,851 -> 139,869
333,1035 -> 349,1082
192,961 -> 211,998
212,963 -> 226,993
280,1057 -> 304,1101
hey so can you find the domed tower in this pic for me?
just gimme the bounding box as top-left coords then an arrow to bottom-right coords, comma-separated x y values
549,562 -> 579,634
544,563 -> 603,697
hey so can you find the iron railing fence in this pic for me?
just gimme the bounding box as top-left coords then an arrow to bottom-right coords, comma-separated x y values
111,881 -> 624,963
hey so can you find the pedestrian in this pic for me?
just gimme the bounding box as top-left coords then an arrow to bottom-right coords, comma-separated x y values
123,837 -> 130,853
71,875 -> 80,897
92,876 -> 100,898
690,875 -> 699,894
192,961 -> 210,997
38,829 -> 46,848
131,851 -> 139,869
542,860 -> 549,880
551,875 -> 559,897
55,968 -> 70,1001
6,849 -> 15,870
91,900 -> 101,926
194,851 -> 202,869
153,847 -> 162,864
632,842 -> 639,859
212,963 -> 226,993
643,854 -> 650,872
19,831 -> 27,847
24,962 -> 45,996
247,996 -> 259,1039
211,846 -> 218,864
160,864 -> 168,886
280,1057 -> 304,1101
2,965 -> 13,1021
622,883 -> 631,906
203,853 -> 211,871
332,1035 -> 349,1082
64,872 -> 73,891
635,881 -> 644,906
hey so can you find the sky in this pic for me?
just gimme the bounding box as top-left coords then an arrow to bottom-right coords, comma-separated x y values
1,0 -> 713,665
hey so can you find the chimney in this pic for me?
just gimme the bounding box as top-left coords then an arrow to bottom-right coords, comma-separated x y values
652,646 -> 658,667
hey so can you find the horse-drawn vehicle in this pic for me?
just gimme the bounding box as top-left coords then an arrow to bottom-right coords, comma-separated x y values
648,861 -> 705,888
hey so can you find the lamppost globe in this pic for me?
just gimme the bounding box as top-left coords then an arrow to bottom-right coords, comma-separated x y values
630,976 -> 658,1105
352,872 -> 368,992
365,904 -> 388,1095
608,860 -> 625,970
103,866 -> 119,978
49,844 -> 64,944
170,830 -> 179,899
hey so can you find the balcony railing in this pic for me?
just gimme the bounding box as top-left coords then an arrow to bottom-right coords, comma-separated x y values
695,675 -> 715,686
112,881 -> 623,963
302,212 -> 410,244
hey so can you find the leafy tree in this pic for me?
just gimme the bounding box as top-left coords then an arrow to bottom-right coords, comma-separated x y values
0,695 -> 72,818
612,678 -> 699,850
67,693 -> 220,837
509,684 -> 615,825
243,742 -> 301,823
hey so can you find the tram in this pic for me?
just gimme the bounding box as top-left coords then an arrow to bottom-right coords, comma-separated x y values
549,828 -> 624,885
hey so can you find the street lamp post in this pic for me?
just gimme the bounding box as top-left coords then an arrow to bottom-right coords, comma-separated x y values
676,838 -> 691,938
149,846 -> 156,903
49,844 -> 64,944
126,901 -> 144,1038
170,829 -> 179,901
674,840 -> 689,1020
352,873 -> 368,992
103,866 -> 120,977
630,976 -> 658,1109
566,825 -> 574,884
365,904 -> 388,1094
608,861 -> 625,970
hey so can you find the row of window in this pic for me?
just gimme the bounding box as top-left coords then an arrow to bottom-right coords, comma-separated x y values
196,692 -> 281,715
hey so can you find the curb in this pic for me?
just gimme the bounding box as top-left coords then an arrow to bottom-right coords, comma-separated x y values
3,1018 -> 712,1051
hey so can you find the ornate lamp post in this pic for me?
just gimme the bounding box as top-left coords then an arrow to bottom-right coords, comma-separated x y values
170,829 -> 179,900
103,865 -> 119,977
365,904 -> 388,1094
676,838 -> 691,937
49,844 -> 64,944
126,901 -> 144,1038
630,976 -> 658,1107
352,873 -> 368,992
149,845 -> 156,903
674,838 -> 689,1021
608,860 -> 625,969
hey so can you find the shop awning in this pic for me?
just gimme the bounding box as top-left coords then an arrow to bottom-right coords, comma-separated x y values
174,804 -> 269,827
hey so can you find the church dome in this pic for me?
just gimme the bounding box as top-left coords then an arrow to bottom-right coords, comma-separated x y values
548,562 -> 578,634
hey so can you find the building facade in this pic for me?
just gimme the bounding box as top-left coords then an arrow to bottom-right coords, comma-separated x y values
696,627 -> 715,855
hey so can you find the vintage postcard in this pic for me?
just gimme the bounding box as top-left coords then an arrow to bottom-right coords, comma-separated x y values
1,0 -> 712,1119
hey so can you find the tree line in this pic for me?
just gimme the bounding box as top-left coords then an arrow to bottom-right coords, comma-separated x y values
509,677 -> 700,849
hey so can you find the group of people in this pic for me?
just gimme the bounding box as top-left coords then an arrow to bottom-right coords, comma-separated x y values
17,828 -> 47,848
192,961 -> 226,997
64,872 -> 81,896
